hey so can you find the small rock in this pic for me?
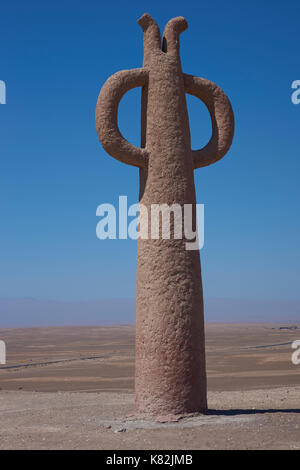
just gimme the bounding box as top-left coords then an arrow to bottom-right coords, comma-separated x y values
114,427 -> 126,433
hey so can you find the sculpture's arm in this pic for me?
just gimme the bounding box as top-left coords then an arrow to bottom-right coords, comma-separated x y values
95,68 -> 149,168
184,73 -> 234,169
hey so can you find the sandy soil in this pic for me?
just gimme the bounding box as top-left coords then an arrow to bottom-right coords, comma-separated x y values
0,323 -> 299,449
0,387 -> 299,450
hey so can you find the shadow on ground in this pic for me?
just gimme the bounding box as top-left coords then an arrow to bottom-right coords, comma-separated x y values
207,408 -> 300,415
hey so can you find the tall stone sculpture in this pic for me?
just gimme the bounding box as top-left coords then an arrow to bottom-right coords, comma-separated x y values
96,13 -> 234,418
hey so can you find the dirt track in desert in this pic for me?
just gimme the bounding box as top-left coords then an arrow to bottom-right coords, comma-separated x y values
0,323 -> 300,449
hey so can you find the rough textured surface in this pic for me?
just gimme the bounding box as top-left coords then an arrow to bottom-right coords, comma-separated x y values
95,13 -> 234,417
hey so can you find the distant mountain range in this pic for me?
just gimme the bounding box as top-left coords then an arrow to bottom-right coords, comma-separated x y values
0,297 -> 299,327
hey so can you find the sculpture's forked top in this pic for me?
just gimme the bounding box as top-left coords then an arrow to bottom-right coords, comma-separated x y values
162,17 -> 188,56
96,13 -> 234,170
137,13 -> 188,61
137,13 -> 161,62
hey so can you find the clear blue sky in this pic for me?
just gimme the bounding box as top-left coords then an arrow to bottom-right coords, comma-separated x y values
0,0 -> 299,310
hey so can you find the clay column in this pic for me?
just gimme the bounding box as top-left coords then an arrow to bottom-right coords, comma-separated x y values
95,13 -> 234,418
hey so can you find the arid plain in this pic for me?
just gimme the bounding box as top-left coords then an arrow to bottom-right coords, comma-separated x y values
0,323 -> 300,449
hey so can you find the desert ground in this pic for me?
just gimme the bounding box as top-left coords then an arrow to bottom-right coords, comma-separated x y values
0,323 -> 299,449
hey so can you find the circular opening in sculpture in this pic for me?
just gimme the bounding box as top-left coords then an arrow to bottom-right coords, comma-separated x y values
186,94 -> 212,150
118,87 -> 141,148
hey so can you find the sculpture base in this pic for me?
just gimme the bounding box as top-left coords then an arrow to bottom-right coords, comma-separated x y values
126,409 -> 208,423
